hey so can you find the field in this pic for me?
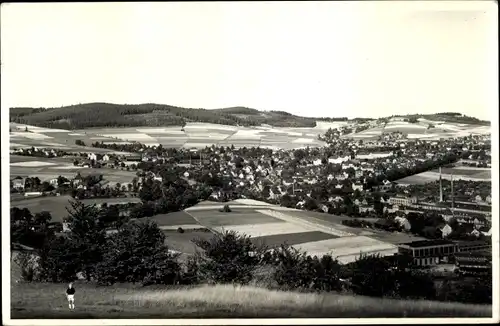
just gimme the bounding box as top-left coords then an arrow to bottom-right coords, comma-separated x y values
84,123 -> 328,149
10,123 -> 134,154
10,155 -> 137,184
144,211 -> 200,227
10,122 -> 327,150
181,200 -> 421,264
11,118 -> 491,151
341,119 -> 490,140
161,229 -> 214,254
10,282 -> 492,318
10,195 -> 75,222
80,197 -> 142,205
396,167 -> 491,185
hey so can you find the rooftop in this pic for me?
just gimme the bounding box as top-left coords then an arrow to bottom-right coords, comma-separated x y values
455,251 -> 492,258
457,240 -> 491,247
399,239 -> 455,248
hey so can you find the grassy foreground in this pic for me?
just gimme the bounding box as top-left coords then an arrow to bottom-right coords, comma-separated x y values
10,282 -> 492,319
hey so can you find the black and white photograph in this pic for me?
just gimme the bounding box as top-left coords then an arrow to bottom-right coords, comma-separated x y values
1,1 -> 498,324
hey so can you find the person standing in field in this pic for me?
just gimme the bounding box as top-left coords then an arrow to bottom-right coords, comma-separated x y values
66,282 -> 76,310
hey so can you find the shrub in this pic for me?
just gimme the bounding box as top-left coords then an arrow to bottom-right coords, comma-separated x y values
269,245 -> 342,292
13,251 -> 41,282
349,254 -> 395,297
177,227 -> 185,233
219,204 -> 231,213
75,139 -> 86,146
190,230 -> 267,285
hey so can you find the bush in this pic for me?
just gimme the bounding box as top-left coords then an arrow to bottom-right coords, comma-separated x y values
75,139 -> 86,146
349,254 -> 395,297
190,230 -> 267,285
13,251 -> 41,282
219,204 -> 231,213
268,245 -> 343,293
177,227 -> 185,234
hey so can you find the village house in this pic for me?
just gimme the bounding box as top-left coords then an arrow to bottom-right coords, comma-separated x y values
72,174 -> 83,187
24,191 -> 42,197
394,216 -> 411,231
359,205 -> 374,213
352,183 -> 364,192
440,224 -> 453,238
126,154 -> 142,163
12,177 -> 25,190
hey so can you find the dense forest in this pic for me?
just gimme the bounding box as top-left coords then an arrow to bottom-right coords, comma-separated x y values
9,103 -> 490,129
390,113 -> 490,126
9,103 -> 318,129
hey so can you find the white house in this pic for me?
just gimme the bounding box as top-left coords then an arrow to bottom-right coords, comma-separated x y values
88,153 -> 97,161
475,195 -> 483,203
102,154 -> 110,161
183,171 -> 190,178
12,178 -> 25,190
470,229 -> 481,238
352,183 -> 364,192
481,227 -> 492,237
394,217 -> 411,231
313,159 -> 322,166
62,222 -> 72,233
24,191 -> 42,197
440,224 -> 453,238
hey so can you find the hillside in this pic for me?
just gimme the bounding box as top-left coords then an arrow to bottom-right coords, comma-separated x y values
9,103 -> 490,130
11,283 -> 491,318
9,103 -> 318,129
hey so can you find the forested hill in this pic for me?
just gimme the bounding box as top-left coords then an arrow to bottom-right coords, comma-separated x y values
9,103 -> 489,130
9,103 -> 325,129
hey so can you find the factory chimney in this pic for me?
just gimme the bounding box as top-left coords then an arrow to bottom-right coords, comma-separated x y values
450,173 -> 454,210
439,167 -> 443,202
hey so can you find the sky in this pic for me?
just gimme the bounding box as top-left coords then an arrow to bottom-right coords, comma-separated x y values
1,1 -> 498,120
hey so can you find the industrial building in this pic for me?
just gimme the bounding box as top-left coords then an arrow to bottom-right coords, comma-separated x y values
397,239 -> 492,267
397,239 -> 458,266
388,196 -> 418,206
454,251 -> 491,275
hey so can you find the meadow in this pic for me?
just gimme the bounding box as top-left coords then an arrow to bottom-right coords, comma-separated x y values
14,122 -> 327,150
396,168 -> 491,185
180,200 -> 418,264
10,156 -> 138,184
10,195 -> 75,222
340,119 -> 490,140
10,282 -> 492,318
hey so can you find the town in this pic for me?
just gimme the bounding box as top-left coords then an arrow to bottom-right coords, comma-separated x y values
6,1 -> 495,319
10,118 -> 492,315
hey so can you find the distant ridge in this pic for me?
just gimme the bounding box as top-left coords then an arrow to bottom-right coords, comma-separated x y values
9,103 -> 489,130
